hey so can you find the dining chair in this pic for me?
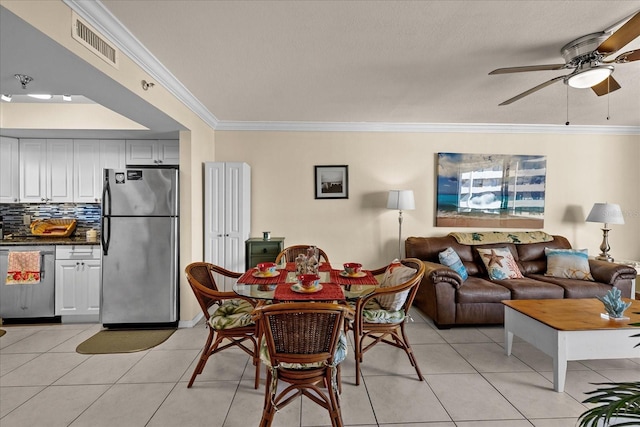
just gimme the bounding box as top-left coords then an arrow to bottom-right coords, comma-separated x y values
274,245 -> 331,265
185,262 -> 261,389
252,302 -> 354,427
347,258 -> 426,385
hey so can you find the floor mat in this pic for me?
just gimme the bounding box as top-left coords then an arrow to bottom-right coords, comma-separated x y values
76,329 -> 176,354
0,329 -> 5,337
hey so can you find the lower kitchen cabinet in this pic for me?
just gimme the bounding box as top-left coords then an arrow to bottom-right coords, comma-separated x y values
55,246 -> 101,321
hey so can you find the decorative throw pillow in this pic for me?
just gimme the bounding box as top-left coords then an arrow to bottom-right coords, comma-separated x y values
476,247 -> 524,280
375,260 -> 418,311
544,248 -> 594,281
438,247 -> 468,281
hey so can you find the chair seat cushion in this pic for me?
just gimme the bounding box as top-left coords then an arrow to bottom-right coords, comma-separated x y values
259,331 -> 348,369
208,299 -> 255,330
364,298 -> 406,324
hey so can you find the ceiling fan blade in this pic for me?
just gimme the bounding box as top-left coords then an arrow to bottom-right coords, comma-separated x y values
489,64 -> 567,75
591,76 -> 622,96
498,76 -> 566,106
613,49 -> 640,63
597,11 -> 640,55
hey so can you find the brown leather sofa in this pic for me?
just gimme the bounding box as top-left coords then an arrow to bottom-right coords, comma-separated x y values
405,234 -> 637,328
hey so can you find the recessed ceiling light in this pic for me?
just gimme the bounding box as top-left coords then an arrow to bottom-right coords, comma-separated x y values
1,94 -> 11,102
27,94 -> 53,100
62,94 -> 72,101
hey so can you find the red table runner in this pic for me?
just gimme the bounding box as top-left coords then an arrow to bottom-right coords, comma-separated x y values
237,269 -> 287,285
274,282 -> 345,301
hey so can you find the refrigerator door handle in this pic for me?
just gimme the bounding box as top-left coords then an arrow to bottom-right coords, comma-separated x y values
102,216 -> 111,256
102,170 -> 111,256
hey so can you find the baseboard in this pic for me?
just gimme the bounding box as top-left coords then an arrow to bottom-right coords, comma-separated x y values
178,311 -> 204,328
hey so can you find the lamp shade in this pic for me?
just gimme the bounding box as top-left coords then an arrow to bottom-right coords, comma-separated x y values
387,190 -> 415,210
585,203 -> 624,225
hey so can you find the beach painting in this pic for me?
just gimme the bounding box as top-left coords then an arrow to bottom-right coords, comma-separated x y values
436,153 -> 546,228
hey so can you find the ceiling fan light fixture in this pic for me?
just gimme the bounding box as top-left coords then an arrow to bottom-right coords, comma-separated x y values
62,94 -> 72,101
1,94 -> 12,102
27,93 -> 53,100
566,65 -> 613,89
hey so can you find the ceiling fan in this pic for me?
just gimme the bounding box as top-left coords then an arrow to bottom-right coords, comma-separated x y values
490,10 -> 640,106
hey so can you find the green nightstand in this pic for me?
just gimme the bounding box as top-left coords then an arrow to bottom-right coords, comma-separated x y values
245,237 -> 285,270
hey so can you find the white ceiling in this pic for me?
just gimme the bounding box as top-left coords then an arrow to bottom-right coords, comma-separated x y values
2,0 -> 640,138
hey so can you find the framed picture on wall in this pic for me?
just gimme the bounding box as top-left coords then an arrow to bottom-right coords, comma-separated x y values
436,152 -> 546,228
314,165 -> 349,199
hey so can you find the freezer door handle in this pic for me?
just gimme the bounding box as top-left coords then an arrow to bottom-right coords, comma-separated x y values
102,171 -> 111,217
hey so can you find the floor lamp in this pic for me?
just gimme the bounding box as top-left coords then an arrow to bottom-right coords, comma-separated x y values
585,202 -> 624,262
387,190 -> 415,259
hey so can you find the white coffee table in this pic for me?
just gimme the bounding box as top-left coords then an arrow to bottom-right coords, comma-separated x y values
503,298 -> 640,392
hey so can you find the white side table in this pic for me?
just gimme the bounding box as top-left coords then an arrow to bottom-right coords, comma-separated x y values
617,259 -> 640,299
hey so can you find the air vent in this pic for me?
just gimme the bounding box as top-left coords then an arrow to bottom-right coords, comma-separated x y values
71,12 -> 119,68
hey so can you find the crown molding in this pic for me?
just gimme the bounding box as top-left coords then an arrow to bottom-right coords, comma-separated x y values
64,1 -> 639,137
64,0 -> 219,129
215,121 -> 640,135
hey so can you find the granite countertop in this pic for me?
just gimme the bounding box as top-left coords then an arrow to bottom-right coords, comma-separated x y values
0,235 -> 99,246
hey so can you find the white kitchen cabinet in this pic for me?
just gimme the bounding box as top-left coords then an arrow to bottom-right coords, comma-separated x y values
55,246 -> 101,321
20,139 -> 74,203
125,139 -> 179,166
74,139 -> 126,203
204,162 -> 251,291
0,136 -> 20,203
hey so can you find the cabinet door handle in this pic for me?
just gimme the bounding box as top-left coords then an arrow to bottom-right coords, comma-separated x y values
262,248 -> 267,253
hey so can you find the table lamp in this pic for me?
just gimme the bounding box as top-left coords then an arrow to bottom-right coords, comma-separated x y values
585,202 -> 624,262
387,190 -> 415,259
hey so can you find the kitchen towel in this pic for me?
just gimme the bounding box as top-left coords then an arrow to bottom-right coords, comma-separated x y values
6,251 -> 41,284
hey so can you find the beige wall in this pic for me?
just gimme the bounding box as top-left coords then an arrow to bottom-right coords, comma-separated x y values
216,131 -> 640,268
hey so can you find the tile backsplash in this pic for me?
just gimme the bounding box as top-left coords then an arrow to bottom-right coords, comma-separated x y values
0,203 -> 101,237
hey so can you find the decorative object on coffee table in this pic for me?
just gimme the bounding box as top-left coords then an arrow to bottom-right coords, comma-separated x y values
597,288 -> 632,319
585,202 -> 624,262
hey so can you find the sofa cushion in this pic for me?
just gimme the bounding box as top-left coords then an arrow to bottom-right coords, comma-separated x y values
493,277 -> 565,299
527,274 -> 613,298
517,236 -> 571,275
456,276 -> 511,304
476,247 -> 524,280
438,247 -> 468,281
545,248 -> 594,281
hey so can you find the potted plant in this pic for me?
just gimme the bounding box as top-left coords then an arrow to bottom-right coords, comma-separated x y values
577,312 -> 640,427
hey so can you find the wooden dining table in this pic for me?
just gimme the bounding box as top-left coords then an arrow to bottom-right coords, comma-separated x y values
233,262 -> 380,302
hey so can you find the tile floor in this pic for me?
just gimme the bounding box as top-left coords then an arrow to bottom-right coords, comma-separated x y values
1,308 -> 639,427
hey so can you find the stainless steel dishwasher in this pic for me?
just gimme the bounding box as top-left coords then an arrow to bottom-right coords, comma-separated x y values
0,245 -> 56,318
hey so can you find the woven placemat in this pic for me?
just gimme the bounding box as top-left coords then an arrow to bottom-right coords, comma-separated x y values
76,329 -> 176,354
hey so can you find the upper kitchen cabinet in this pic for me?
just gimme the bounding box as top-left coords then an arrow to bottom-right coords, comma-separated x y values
125,140 -> 179,166
74,140 -> 126,203
20,139 -> 74,203
0,136 -> 20,203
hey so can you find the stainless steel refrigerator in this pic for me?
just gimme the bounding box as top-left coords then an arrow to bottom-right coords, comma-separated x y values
101,168 -> 179,327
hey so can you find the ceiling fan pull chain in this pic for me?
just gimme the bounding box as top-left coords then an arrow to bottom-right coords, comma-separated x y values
606,78 -> 611,120
565,87 -> 569,125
